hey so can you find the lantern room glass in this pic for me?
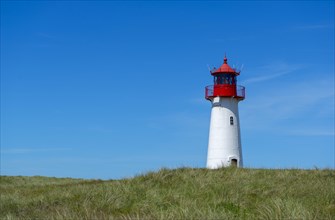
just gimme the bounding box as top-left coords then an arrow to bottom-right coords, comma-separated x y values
214,74 -> 236,85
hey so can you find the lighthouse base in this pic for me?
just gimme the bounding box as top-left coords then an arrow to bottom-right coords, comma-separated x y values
206,97 -> 243,169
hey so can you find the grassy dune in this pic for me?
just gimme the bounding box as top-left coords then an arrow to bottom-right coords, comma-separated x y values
1,168 -> 334,219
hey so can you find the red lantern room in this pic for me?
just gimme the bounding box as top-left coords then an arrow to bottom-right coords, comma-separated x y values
205,56 -> 245,100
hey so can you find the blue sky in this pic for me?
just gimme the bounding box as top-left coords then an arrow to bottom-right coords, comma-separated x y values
1,1 -> 334,179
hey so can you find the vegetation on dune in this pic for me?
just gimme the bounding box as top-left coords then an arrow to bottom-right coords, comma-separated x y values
1,168 -> 334,219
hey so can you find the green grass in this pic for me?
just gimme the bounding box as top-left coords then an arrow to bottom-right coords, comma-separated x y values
1,168 -> 334,219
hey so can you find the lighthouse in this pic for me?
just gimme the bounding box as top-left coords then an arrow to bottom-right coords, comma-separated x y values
205,56 -> 245,169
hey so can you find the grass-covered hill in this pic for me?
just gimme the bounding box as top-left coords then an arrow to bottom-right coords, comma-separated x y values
1,168 -> 334,219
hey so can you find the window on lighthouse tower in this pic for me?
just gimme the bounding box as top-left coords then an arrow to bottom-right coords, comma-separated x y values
230,116 -> 234,125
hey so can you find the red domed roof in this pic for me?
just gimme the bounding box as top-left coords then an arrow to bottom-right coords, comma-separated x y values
211,56 -> 239,75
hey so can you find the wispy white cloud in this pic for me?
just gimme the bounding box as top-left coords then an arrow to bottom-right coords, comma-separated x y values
2,147 -> 72,154
240,77 -> 334,134
188,97 -> 208,106
295,24 -> 333,30
35,32 -> 58,39
241,61 -> 305,84
287,129 -> 335,136
31,32 -> 62,48
146,112 -> 208,131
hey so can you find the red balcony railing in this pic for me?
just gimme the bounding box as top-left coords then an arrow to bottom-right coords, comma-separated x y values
205,85 -> 245,100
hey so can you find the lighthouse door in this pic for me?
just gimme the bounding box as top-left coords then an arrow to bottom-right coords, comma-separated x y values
231,159 -> 237,167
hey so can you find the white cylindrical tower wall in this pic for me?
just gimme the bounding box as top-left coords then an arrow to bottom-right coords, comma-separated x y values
206,96 -> 243,168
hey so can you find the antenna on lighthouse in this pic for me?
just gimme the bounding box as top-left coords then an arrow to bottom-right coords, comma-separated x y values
207,64 -> 217,74
233,63 -> 244,74
207,64 -> 211,72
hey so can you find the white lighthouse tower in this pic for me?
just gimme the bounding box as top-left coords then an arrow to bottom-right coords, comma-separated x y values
205,56 -> 245,169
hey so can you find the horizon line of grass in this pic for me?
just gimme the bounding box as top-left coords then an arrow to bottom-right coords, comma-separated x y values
1,167 -> 334,219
